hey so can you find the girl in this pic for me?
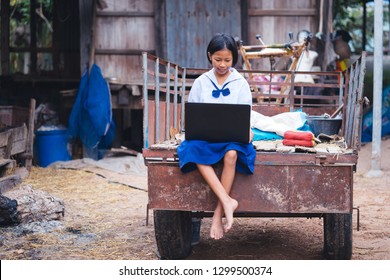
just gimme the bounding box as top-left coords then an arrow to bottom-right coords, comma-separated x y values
177,33 -> 256,240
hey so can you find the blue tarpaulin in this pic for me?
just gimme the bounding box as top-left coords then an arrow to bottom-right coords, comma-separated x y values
68,64 -> 115,149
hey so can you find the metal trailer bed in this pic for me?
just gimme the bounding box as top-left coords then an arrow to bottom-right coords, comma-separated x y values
141,52 -> 367,260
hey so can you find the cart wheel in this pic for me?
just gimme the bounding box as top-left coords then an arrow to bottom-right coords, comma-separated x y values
323,213 -> 352,260
154,210 -> 192,259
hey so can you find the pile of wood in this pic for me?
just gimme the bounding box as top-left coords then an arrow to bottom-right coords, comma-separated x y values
0,160 -> 65,226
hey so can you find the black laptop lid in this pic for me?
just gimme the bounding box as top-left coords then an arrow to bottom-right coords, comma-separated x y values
185,102 -> 251,143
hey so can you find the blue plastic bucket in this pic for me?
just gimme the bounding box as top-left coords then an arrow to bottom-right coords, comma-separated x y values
35,129 -> 71,167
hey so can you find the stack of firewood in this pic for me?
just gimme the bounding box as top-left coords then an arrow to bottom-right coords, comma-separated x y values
0,159 -> 64,226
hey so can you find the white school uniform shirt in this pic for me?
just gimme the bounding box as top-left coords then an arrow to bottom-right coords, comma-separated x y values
188,68 -> 252,105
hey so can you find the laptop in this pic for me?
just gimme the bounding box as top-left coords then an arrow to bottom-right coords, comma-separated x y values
184,102 -> 251,143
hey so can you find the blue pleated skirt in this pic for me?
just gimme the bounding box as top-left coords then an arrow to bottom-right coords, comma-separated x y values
177,140 -> 256,175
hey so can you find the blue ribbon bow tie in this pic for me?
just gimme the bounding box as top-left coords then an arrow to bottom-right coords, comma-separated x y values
212,88 -> 230,98
207,76 -> 231,98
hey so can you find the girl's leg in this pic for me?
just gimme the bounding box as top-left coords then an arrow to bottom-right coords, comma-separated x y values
197,150 -> 238,239
215,150 -> 237,235
210,150 -> 237,238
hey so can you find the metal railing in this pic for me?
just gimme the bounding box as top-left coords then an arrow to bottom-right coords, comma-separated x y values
142,52 -> 367,150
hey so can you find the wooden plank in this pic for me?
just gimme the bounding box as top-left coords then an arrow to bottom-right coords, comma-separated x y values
4,129 -> 13,158
111,93 -> 143,110
95,16 -> 155,50
0,125 -> 27,157
248,9 -> 316,16
24,99 -> 36,171
103,0 -> 154,12
96,11 -> 154,17
0,106 -> 29,126
94,55 -> 144,83
9,47 -> 53,52
0,130 -> 11,147
93,1 -> 156,83
94,49 -> 154,55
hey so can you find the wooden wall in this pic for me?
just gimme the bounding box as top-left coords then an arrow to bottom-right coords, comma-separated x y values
245,0 -> 318,70
92,0 -> 156,84
163,0 -> 242,68
89,0 -> 318,84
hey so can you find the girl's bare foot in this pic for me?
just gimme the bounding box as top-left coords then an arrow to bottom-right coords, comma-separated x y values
223,198 -> 238,232
210,215 -> 224,240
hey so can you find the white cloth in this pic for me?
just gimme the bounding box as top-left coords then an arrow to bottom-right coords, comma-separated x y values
295,50 -> 318,84
188,68 -> 252,105
251,110 -> 307,136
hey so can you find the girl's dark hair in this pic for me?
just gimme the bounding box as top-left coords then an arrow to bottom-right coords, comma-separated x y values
206,33 -> 238,66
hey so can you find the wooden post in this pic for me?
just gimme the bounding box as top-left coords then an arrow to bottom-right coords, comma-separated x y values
25,98 -> 36,171
79,0 -> 95,74
321,0 -> 333,72
88,0 -> 97,74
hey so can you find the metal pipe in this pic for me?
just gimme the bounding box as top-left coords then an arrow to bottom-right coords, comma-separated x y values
155,58 -> 160,144
165,62 -> 171,141
338,72 -> 344,107
142,52 -> 149,148
181,68 -> 186,132
173,65 -> 178,129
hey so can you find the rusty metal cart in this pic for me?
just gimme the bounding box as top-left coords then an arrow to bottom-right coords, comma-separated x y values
142,51 -> 366,260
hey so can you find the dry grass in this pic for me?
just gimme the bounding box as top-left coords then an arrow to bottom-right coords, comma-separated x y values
0,166 -> 156,260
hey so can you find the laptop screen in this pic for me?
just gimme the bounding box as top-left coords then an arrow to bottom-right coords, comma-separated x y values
184,102 -> 251,143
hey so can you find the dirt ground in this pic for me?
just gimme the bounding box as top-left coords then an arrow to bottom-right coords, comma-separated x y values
0,138 -> 389,260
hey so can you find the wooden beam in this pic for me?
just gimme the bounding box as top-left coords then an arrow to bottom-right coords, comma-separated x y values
248,9 -> 317,17
94,49 -> 155,55
24,98 -> 36,171
79,0 -> 94,73
1,0 -> 10,75
154,0 -> 166,59
240,0 -> 249,45
89,0 -> 97,73
96,11 -> 154,17
9,47 -> 54,52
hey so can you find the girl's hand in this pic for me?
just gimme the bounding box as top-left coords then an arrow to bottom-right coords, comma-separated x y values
249,129 -> 254,143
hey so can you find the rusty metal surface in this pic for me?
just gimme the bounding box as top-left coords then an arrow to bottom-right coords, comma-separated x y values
147,161 -> 353,214
143,148 -> 358,166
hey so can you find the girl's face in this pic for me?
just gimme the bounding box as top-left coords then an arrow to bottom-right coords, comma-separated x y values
208,48 -> 233,77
